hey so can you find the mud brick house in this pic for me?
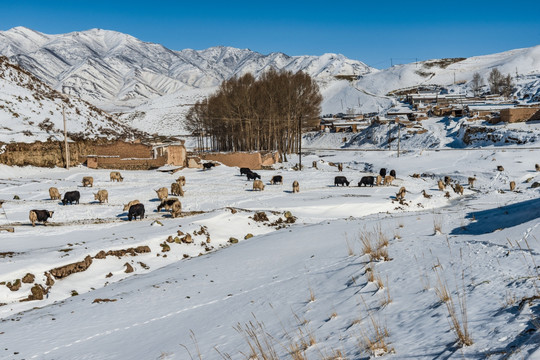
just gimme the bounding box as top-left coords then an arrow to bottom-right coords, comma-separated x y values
0,139 -> 186,169
84,140 -> 186,170
200,151 -> 279,170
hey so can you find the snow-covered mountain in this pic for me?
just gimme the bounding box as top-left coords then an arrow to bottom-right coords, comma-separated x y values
0,55 -> 144,143
1,26 -> 539,137
0,27 -> 374,113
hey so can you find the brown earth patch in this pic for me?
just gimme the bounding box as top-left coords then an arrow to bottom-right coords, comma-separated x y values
50,255 -> 93,279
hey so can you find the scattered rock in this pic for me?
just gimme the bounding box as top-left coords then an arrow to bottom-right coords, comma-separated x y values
138,262 -> 149,270
71,290 -> 79,296
253,212 -> 269,222
93,298 -> 117,304
94,246 -> 151,259
244,233 -> 254,240
106,272 -> 113,278
6,279 -> 21,291
160,243 -> 171,252
28,284 -> 45,300
50,256 -> 93,279
183,254 -> 189,258
45,272 -> 55,286
229,237 -> 239,244
21,273 -> 35,284
124,263 -> 134,273
177,230 -> 184,236
151,220 -> 164,226
182,234 -> 193,244
531,182 -> 540,188
166,236 -> 174,243
13,195 -> 20,200
20,284 -> 46,302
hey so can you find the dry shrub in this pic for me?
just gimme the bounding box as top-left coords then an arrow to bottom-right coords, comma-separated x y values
359,226 -> 390,262
358,313 -> 392,357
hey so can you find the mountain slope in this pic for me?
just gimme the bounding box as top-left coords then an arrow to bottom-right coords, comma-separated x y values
0,55 -> 144,143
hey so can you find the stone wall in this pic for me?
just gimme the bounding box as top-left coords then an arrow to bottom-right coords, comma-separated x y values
500,107 -> 540,123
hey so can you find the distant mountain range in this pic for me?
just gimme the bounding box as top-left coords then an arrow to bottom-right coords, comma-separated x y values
0,26 -> 539,137
0,27 -> 373,113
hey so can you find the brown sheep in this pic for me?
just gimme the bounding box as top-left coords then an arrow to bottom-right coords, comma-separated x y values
412,173 -> 420,178
422,190 -> 432,199
123,200 -> 140,212
253,179 -> 265,191
93,189 -> 108,204
453,183 -> 464,195
292,180 -> 299,193
110,171 -> 123,182
171,182 -> 184,197
176,176 -> 186,186
312,161 -> 318,169
395,187 -> 406,200
82,176 -> 93,187
171,200 -> 182,218
536,164 -> 540,172
438,180 -> 446,191
155,187 -> 168,201
383,175 -> 394,186
510,181 -> 516,191
337,163 -> 343,172
468,177 -> 476,188
49,187 -> 61,200
444,191 -> 451,199
376,175 -> 383,186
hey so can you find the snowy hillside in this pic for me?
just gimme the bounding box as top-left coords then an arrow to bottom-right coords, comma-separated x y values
1,149 -> 540,358
0,56 -> 143,143
0,27 -> 374,113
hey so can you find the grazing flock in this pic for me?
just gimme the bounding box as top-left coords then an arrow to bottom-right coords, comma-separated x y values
28,161 -> 540,226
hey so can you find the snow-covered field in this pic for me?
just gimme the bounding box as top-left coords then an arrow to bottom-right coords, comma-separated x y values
1,148 -> 540,359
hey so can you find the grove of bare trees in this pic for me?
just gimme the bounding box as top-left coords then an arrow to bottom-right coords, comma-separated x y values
487,68 -> 514,97
186,70 -> 322,160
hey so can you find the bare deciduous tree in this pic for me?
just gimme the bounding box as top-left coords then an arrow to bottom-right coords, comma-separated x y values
500,74 -> 514,98
470,72 -> 483,97
488,68 -> 503,95
186,70 -> 322,158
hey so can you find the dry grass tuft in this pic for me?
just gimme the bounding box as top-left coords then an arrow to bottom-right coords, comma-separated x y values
379,276 -> 392,307
309,287 -> 316,303
433,215 -> 443,235
358,313 -> 393,357
359,226 -> 390,262
345,235 -> 355,256
433,270 -> 473,346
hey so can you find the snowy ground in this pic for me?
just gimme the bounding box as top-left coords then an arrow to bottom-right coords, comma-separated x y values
1,148 -> 540,359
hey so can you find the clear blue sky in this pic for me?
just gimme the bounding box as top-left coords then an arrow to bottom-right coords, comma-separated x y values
2,0 -> 539,69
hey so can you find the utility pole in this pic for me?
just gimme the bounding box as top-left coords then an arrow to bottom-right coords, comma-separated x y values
396,116 -> 401,158
63,104 -> 70,169
298,116 -> 302,170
